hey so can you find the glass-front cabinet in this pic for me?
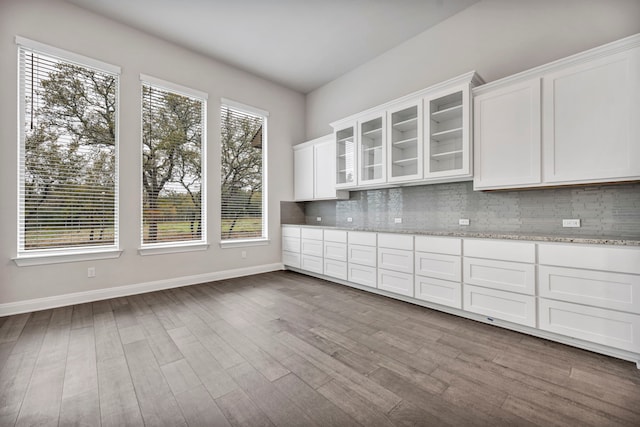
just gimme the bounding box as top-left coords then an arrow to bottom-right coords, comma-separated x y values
358,113 -> 386,186
424,84 -> 471,179
387,101 -> 422,182
335,124 -> 356,188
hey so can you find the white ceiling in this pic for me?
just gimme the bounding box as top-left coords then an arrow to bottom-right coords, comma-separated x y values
66,0 -> 478,93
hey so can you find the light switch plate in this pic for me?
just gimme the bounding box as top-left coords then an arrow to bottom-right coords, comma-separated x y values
562,219 -> 581,228
459,219 -> 470,226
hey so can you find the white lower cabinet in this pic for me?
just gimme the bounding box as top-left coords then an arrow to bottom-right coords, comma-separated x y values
463,284 -> 536,327
324,259 -> 347,280
539,299 -> 640,353
378,269 -> 413,297
348,264 -> 377,288
415,276 -> 461,309
284,226 -> 640,363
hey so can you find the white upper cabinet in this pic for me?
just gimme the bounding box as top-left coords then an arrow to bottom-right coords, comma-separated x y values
358,112 -> 386,186
474,34 -> 640,190
387,100 -> 422,183
473,79 -> 542,190
335,124 -> 357,189
294,135 -> 348,201
542,48 -> 640,183
425,84 -> 472,179
330,71 -> 482,191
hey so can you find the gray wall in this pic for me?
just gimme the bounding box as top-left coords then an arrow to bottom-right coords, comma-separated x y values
302,182 -> 640,239
0,0 -> 305,305
305,0 -> 640,139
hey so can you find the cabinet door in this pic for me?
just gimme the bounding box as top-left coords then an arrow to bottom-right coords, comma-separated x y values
387,100 -> 422,183
314,138 -> 338,198
358,113 -> 386,186
424,84 -> 471,179
335,125 -> 357,188
543,48 -> 640,184
474,79 -> 541,190
293,145 -> 314,201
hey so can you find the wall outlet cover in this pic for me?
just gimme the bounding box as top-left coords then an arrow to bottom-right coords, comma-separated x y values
347,217 -> 353,222
562,219 -> 581,228
316,217 -> 321,222
394,218 -> 402,224
459,218 -> 470,226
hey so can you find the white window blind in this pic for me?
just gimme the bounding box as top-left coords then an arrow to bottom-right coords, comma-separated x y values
18,44 -> 119,253
141,80 -> 206,246
221,102 -> 267,241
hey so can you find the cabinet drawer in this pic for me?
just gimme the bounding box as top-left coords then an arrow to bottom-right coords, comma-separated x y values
464,239 -> 535,263
324,229 -> 347,243
301,239 -> 323,257
378,248 -> 413,274
301,227 -> 323,240
348,231 -> 376,247
282,226 -> 300,238
539,266 -> 640,314
539,244 -> 640,275
378,269 -> 413,297
348,244 -> 377,267
378,233 -> 413,250
415,276 -> 462,309
539,299 -> 640,353
415,252 -> 461,282
324,241 -> 347,261
463,284 -> 536,327
282,236 -> 300,253
464,257 -> 535,295
415,236 -> 461,256
282,251 -> 300,268
324,259 -> 347,280
348,264 -> 377,288
301,255 -> 323,274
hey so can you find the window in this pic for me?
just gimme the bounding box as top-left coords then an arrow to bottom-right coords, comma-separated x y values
17,38 -> 120,258
220,100 -> 268,242
141,76 -> 207,249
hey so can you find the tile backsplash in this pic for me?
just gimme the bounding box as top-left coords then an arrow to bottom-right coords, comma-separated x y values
297,181 -> 640,238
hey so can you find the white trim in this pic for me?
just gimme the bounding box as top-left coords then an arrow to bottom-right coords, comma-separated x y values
138,243 -> 209,256
0,263 -> 284,317
140,74 -> 208,100
15,36 -> 120,75
220,238 -> 271,249
13,250 -> 123,267
221,97 -> 270,117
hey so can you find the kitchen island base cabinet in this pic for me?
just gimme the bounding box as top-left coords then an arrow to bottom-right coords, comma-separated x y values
463,284 -> 536,328
539,299 -> 640,354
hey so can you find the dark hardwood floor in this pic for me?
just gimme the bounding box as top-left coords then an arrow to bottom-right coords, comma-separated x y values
1,270 -> 639,426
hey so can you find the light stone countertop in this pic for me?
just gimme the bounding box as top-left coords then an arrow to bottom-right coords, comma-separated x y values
281,224 -> 640,246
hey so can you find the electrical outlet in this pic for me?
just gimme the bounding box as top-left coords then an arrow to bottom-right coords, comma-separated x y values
394,218 -> 402,224
87,267 -> 96,278
458,218 -> 470,226
347,217 -> 353,223
316,217 -> 322,222
562,219 -> 581,228
241,250 -> 247,259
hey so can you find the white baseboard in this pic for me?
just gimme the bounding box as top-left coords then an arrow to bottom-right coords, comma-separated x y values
0,263 -> 285,317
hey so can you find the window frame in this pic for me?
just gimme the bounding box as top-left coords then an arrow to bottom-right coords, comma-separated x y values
220,98 -> 269,248
14,37 -> 122,266
138,74 -> 209,255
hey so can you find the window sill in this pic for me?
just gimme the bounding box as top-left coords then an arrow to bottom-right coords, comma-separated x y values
220,238 -> 271,249
13,249 -> 123,267
138,242 -> 209,256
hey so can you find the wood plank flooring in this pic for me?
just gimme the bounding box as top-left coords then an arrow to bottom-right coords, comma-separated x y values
1,270 -> 639,426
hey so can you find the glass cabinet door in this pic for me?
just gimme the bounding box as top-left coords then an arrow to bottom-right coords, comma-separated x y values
335,126 -> 356,187
358,116 -> 385,185
388,103 -> 422,182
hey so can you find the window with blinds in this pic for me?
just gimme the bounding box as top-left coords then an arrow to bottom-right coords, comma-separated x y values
141,78 -> 206,246
220,102 -> 267,241
18,42 -> 119,254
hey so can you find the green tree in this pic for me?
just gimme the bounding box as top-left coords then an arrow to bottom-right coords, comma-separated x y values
220,107 -> 263,239
142,87 -> 203,242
